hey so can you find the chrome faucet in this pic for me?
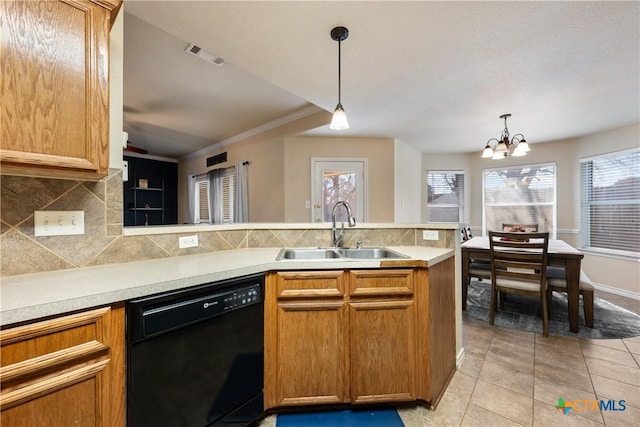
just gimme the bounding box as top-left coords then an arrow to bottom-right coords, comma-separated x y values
332,201 -> 356,247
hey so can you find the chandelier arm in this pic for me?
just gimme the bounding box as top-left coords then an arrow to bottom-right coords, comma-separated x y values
510,133 -> 526,143
486,137 -> 500,148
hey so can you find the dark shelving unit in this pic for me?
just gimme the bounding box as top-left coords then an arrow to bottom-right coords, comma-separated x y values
124,156 -> 177,226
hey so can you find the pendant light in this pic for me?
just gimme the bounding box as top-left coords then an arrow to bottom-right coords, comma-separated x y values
481,113 -> 530,159
329,26 -> 349,130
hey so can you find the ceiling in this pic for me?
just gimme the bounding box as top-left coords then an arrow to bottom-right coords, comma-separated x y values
123,1 -> 639,159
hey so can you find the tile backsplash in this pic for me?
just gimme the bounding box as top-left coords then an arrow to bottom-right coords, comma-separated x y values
1,171 -> 454,276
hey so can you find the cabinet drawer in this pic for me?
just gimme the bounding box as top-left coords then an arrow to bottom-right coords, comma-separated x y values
273,271 -> 346,299
0,305 -> 125,426
349,269 -> 414,297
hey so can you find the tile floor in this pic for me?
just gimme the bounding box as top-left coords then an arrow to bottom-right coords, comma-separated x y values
260,290 -> 640,427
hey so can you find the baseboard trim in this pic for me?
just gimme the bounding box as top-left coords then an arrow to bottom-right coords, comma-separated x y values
593,282 -> 640,301
456,347 -> 465,368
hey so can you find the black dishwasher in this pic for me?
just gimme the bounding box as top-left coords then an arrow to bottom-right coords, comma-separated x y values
127,273 -> 264,427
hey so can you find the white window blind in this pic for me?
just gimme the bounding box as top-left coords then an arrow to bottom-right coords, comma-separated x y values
193,168 -> 236,224
217,173 -> 235,223
483,163 -> 556,235
580,149 -> 640,256
195,179 -> 210,223
427,171 -> 464,222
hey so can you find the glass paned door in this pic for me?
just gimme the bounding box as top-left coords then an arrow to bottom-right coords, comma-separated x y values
312,159 -> 365,223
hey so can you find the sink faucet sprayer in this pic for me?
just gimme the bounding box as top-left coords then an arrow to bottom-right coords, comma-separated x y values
331,201 -> 356,247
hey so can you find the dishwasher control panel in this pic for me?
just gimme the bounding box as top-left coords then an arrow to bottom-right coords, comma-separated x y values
221,284 -> 261,310
129,275 -> 265,341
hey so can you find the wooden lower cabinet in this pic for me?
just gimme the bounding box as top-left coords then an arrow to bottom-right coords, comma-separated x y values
264,271 -> 350,408
349,269 -> 416,404
0,304 -> 126,427
264,264 -> 455,411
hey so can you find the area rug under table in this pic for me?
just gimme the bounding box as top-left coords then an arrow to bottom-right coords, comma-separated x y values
465,280 -> 640,339
276,408 -> 404,427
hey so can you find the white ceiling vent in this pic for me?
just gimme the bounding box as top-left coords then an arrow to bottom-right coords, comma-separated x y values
185,43 -> 225,67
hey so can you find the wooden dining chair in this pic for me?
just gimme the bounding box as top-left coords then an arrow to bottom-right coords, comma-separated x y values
489,231 -> 550,337
546,267 -> 595,328
461,224 -> 492,310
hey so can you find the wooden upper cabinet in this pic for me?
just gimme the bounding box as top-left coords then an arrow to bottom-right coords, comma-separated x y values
1,0 -> 122,180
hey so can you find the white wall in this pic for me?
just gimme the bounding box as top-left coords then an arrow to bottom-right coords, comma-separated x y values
394,140 -> 422,223
424,123 -> 639,296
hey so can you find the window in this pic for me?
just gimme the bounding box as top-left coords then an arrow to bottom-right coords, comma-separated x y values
427,171 -> 464,222
215,172 -> 235,223
580,149 -> 640,257
483,163 -> 556,235
311,159 -> 366,222
194,178 -> 210,223
193,168 -> 236,224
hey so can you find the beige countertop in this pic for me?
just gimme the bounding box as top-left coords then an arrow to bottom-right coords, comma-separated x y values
0,246 -> 453,326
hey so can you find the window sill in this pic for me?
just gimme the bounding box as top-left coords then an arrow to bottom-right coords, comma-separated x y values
580,247 -> 639,262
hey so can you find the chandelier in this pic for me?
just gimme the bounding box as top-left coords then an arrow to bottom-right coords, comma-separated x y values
329,26 -> 349,130
481,113 -> 530,159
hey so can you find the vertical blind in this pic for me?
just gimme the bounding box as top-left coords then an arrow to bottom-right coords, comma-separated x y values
427,171 -> 464,222
580,149 -> 640,256
483,163 -> 556,235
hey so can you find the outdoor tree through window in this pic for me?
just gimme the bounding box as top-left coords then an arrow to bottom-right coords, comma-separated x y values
483,163 -> 556,235
322,171 -> 356,222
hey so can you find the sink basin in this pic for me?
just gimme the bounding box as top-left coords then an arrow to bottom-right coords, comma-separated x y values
276,247 -> 409,260
337,248 -> 410,259
276,248 -> 342,260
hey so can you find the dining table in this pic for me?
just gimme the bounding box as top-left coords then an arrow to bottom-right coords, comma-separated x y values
461,236 -> 585,333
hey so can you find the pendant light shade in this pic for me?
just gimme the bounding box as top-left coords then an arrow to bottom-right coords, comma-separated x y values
329,26 -> 349,130
330,103 -> 349,130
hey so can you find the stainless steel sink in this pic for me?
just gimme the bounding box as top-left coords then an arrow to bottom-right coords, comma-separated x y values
337,248 -> 409,259
276,247 -> 409,260
276,248 -> 342,260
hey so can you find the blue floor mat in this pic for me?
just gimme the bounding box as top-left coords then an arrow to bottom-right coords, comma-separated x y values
276,408 -> 404,427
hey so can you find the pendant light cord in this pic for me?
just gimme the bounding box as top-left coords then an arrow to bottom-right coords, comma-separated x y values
337,39 -> 342,105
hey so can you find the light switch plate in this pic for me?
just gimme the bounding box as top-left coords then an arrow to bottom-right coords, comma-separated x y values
422,230 -> 439,240
34,211 -> 84,237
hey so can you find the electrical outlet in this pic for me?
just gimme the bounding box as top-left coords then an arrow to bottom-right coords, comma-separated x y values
422,230 -> 439,241
34,211 -> 84,237
179,235 -> 199,249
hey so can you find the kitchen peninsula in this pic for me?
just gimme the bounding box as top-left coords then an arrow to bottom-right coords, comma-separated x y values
1,223 -> 459,424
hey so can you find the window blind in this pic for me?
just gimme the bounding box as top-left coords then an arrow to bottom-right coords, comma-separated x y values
580,149 -> 640,256
193,167 -> 237,224
427,171 -> 464,222
482,163 -> 556,235
196,179 -> 210,223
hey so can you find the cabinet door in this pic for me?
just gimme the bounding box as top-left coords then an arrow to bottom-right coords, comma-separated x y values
349,299 -> 417,404
264,271 -> 349,409
1,0 -> 118,180
348,269 -> 416,403
271,300 -> 349,407
0,305 -> 126,426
